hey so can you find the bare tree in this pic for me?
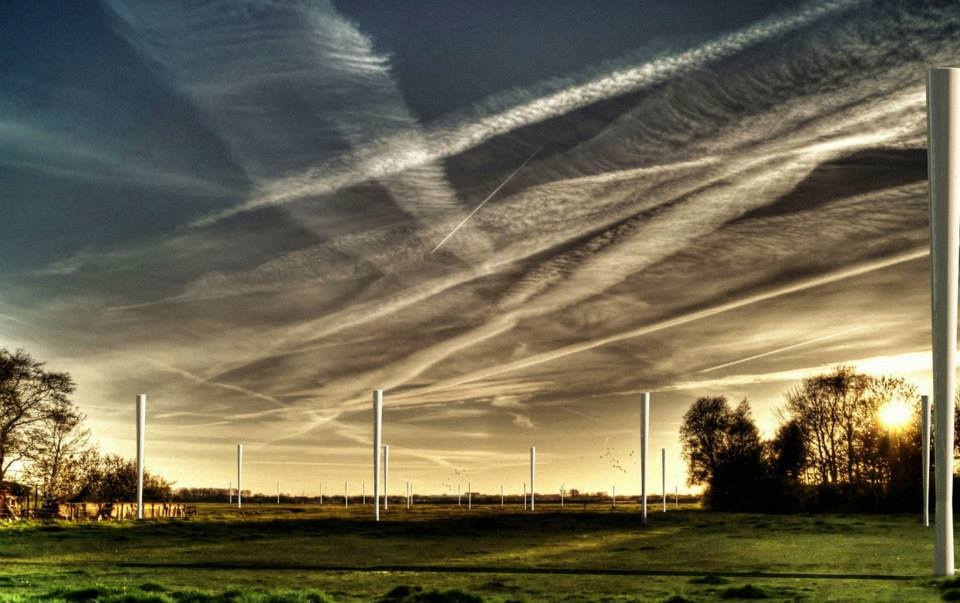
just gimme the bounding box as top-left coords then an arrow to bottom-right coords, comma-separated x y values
22,400 -> 90,502
784,366 -> 917,487
0,349 -> 75,479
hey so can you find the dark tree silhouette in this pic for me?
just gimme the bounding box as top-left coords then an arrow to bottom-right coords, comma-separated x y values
784,366 -> 917,487
682,366 -> 927,512
770,419 -> 806,482
679,396 -> 731,485
680,397 -> 771,510
0,349 -> 75,479
706,400 -> 769,511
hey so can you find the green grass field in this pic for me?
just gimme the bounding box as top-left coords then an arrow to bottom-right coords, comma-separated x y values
0,502 -> 956,602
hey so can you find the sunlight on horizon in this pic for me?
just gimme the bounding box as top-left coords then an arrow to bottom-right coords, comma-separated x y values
878,398 -> 913,431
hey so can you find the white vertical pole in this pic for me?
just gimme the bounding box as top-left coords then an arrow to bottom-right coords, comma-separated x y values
675,486 -> 679,508
468,481 -> 472,510
373,389 -> 383,521
136,394 -> 145,520
560,484 -> 564,508
640,392 -> 649,524
530,447 -> 536,512
923,394 -> 932,527
229,481 -> 232,504
662,447 -> 667,513
237,443 -> 243,509
383,444 -> 390,511
362,481 -> 366,505
277,481 -> 280,505
344,480 -> 348,508
319,482 -> 323,505
929,67 -> 959,577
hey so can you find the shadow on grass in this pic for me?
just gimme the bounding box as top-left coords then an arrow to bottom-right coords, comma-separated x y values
36,583 -> 487,603
116,561 -> 916,581
12,509 -> 890,542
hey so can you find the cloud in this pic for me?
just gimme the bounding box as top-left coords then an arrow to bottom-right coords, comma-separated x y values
0,117 -> 230,194
104,0 -> 491,259
699,327 -> 867,373
511,414 -> 534,429
211,0 -> 865,222
664,350 -> 935,393
8,0 -> 958,494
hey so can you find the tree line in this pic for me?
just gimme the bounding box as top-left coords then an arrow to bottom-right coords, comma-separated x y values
1,348 -> 172,503
7,345 -> 946,512
680,365 -> 936,512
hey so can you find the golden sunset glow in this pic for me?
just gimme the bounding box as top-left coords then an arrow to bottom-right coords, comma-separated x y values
878,399 -> 912,430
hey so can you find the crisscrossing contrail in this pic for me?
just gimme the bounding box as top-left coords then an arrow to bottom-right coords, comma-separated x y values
698,326 -> 867,373
431,144 -> 544,253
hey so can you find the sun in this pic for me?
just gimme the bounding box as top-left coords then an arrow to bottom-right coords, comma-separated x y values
878,399 -> 912,430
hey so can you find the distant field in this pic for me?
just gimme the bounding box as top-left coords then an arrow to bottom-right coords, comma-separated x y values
0,502 -> 954,602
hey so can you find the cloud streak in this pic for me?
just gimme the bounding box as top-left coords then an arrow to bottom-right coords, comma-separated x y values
189,0 -> 865,224
431,144 -> 543,253
6,0 -> 956,494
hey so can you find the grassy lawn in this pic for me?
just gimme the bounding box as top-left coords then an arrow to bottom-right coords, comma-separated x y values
0,502 -> 954,602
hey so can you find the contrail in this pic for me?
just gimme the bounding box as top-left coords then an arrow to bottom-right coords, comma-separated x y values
144,357 -> 287,409
431,144 -> 544,253
559,405 -> 606,424
194,0 -> 862,225
413,248 -> 929,389
698,326 -> 866,373
302,248 -> 928,416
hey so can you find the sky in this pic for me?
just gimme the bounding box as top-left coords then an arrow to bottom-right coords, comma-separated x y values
0,0 -> 957,497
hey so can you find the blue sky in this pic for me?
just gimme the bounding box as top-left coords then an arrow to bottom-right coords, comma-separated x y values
0,0 -> 953,495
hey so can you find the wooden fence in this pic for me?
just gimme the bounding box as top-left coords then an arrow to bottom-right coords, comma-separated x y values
51,502 -> 194,520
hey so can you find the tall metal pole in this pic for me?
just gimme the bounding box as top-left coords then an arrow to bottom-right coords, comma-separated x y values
640,392 -> 649,524
530,447 -> 536,511
237,443 -> 243,509
319,481 -> 323,505
383,444 -> 390,511
136,394 -> 145,520
373,390 -> 383,521
929,67 -> 959,577
662,447 -> 667,513
923,394 -> 932,527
